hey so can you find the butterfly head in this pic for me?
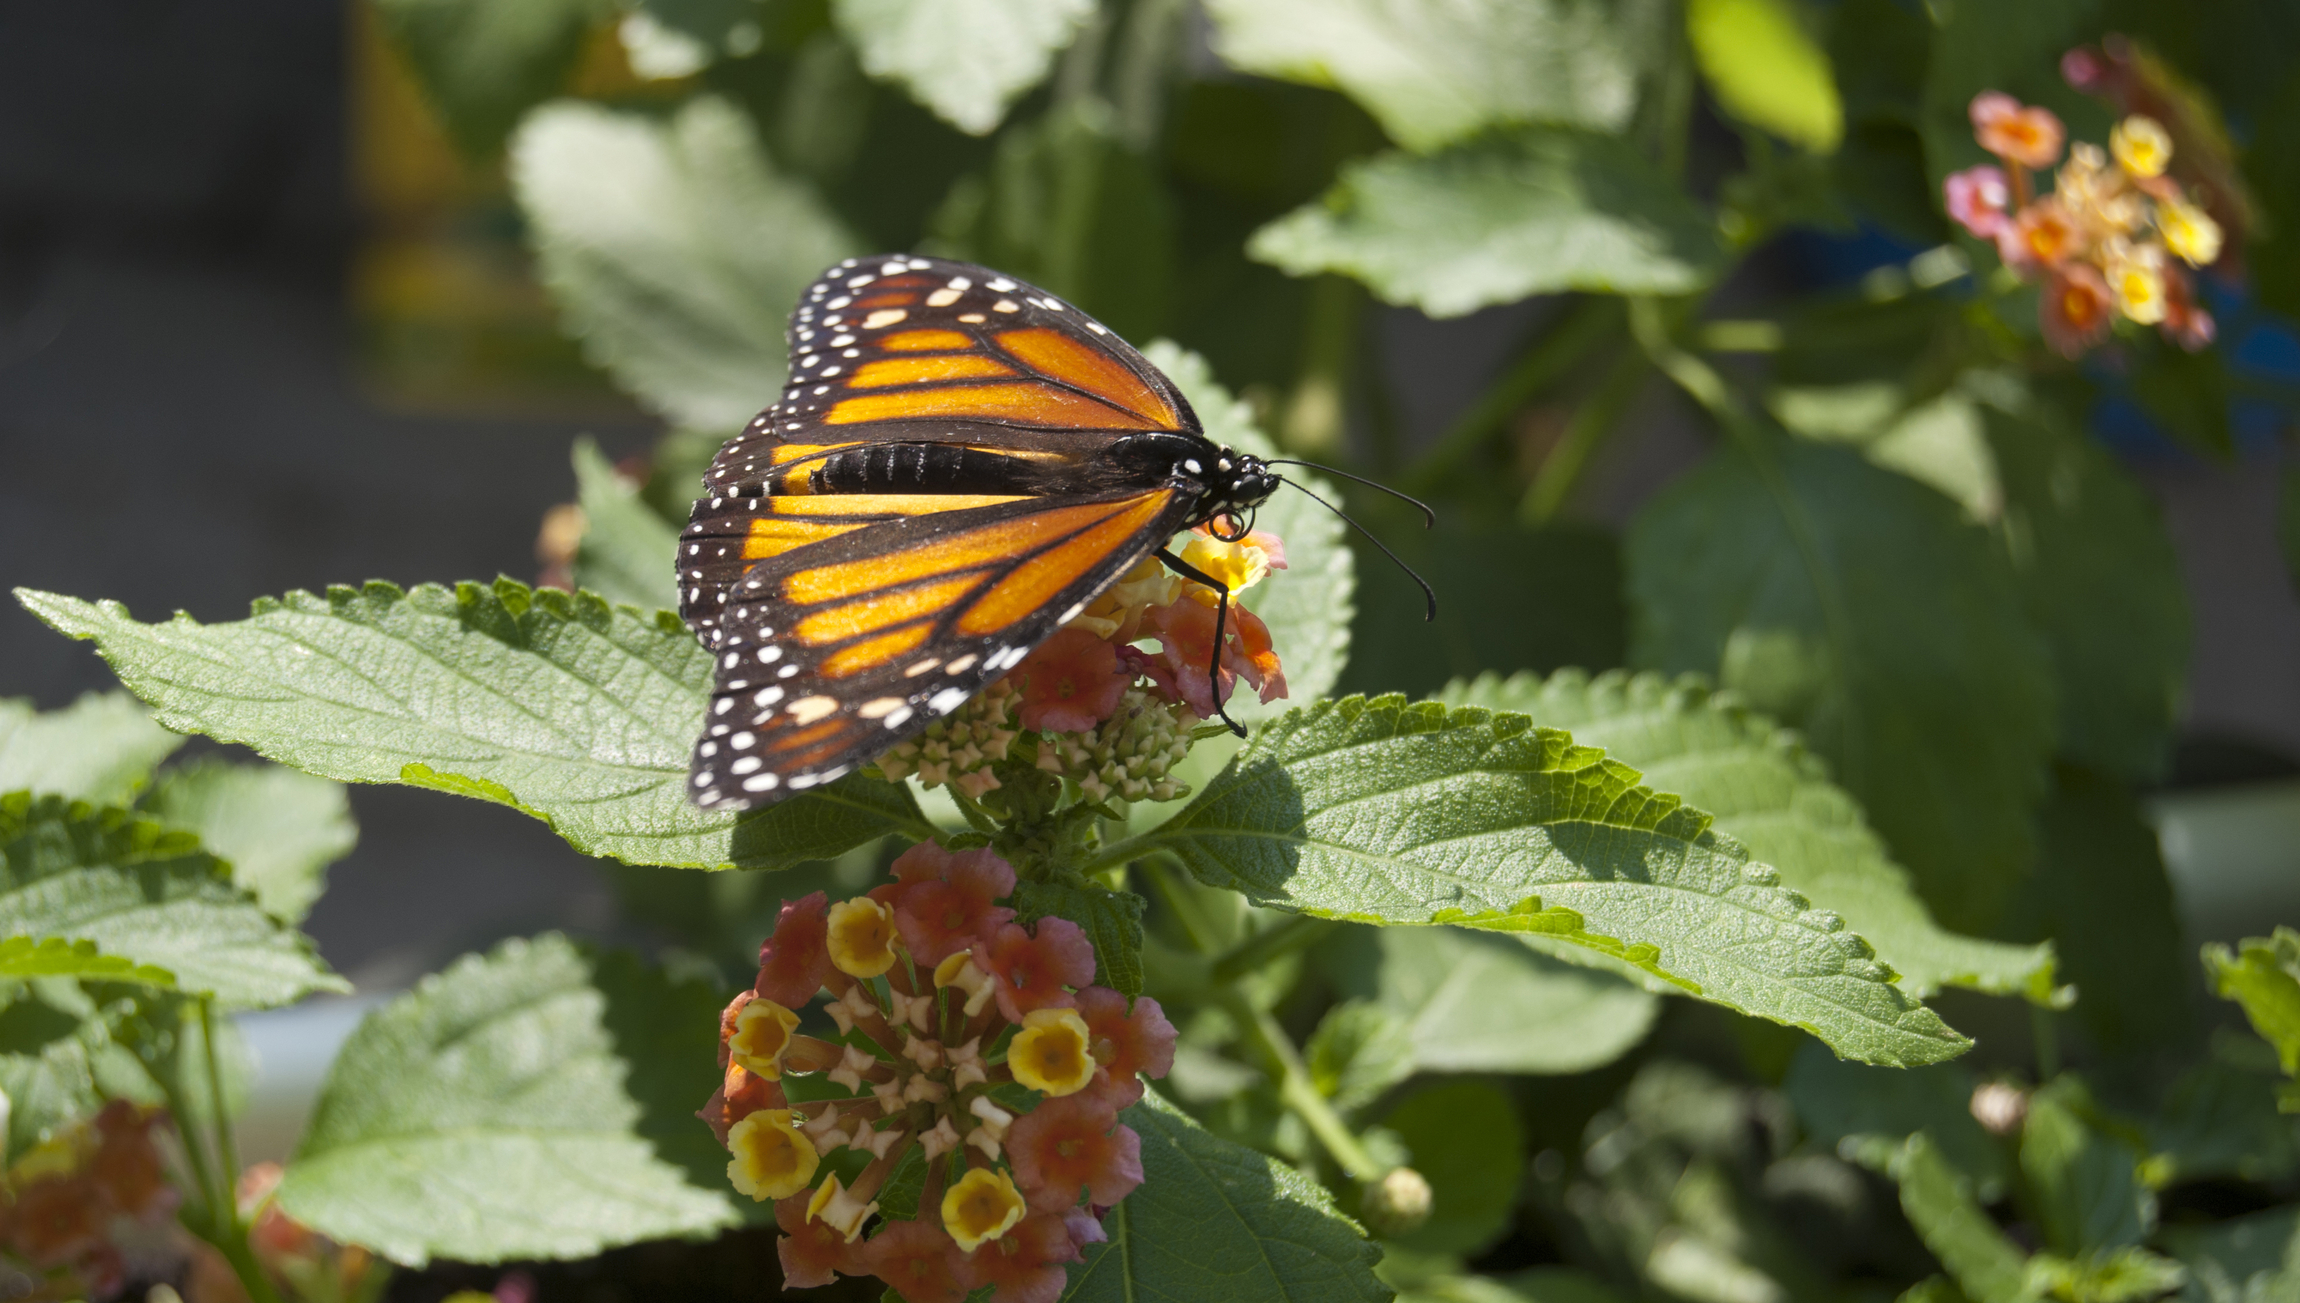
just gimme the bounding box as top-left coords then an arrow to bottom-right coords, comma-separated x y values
1197,449 -> 1280,533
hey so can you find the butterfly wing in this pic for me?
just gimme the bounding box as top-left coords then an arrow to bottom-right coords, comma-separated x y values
687,486 -> 1195,808
680,255 -> 1219,810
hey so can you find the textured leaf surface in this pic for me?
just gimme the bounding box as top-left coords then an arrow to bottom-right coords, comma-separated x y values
1327,924 -> 1659,1074
277,934 -> 738,1265
834,0 -> 1092,135
0,693 -> 183,806
1119,696 -> 1969,1067
1687,0 -> 1841,152
571,437 -> 682,615
1443,669 -> 2055,1001
16,582 -> 931,873
1252,129 -> 1724,317
1888,1134 -> 2034,1303
0,936 -> 175,987
1061,1089 -> 1389,1302
1204,0 -> 1663,150
1626,435 -> 2054,934
1983,398 -> 2188,782
143,760 -> 356,925
513,96 -> 859,430
0,794 -> 342,1009
1145,342 -> 1353,716
372,0 -> 605,156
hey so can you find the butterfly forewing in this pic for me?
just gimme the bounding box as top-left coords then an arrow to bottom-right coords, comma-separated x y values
680,255 -> 1218,810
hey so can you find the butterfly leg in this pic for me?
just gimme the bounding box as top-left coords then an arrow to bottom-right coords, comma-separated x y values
1155,546 -> 1248,737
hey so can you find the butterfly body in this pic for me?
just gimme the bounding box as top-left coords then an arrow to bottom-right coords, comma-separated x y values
679,255 -> 1278,812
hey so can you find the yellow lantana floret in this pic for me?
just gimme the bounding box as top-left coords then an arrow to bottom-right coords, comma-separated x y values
727,1109 -> 819,1202
826,897 -> 899,978
2104,242 -> 2168,324
728,997 -> 800,1080
1175,532 -> 1272,604
941,1166 -> 1028,1251
1065,554 -> 1177,638
808,1172 -> 878,1240
2110,114 -> 2172,178
2158,197 -> 2224,266
1006,1007 -> 1095,1096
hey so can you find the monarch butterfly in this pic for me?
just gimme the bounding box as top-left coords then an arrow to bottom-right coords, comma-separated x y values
677,255 -> 1427,811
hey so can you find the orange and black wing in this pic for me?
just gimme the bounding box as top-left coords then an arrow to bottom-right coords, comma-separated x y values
686,486 -> 1195,809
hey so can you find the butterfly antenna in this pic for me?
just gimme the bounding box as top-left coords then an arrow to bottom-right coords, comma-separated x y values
1265,460 -> 1437,528
1281,478 -> 1438,621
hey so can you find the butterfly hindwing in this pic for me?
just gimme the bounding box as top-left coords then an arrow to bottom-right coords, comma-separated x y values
687,486 -> 1196,808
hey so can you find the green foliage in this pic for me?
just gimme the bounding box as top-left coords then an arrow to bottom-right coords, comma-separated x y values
1784,1044 -> 2011,1198
372,0 -> 608,157
1203,0 -> 1666,151
2204,928 -> 2300,1111
0,793 -> 343,1009
1013,878 -> 1146,995
512,96 -> 860,431
1252,128 -> 1724,317
1324,924 -> 1659,1075
1379,1080 -> 1526,1257
833,0 -> 1093,136
0,936 -> 176,988
1627,433 -> 2055,935
1687,0 -> 1842,153
1117,694 -> 1970,1066
141,760 -> 356,926
15,581 -> 931,873
1062,1089 -> 1390,1301
276,934 -> 740,1265
2162,1206 -> 2300,1303
1887,1134 -> 2034,1303
2019,1081 -> 2150,1256
570,437 -> 683,615
0,692 -> 182,806
1443,669 -> 2057,1002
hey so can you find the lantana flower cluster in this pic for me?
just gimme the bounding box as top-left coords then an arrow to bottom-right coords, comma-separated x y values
1945,90 -> 2224,358
0,1100 -> 175,1299
876,522 -> 1289,808
699,841 -> 1178,1303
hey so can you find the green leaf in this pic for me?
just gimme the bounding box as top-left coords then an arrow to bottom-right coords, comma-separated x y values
1441,669 -> 2057,1002
1328,923 -> 1659,1074
0,793 -> 343,1009
2148,1058 -> 2299,1184
1983,393 -> 2189,781
141,760 -> 356,926
0,979 -> 157,1157
571,438 -> 682,615
512,96 -> 861,430
1304,1000 -> 1416,1113
834,0 -> 1091,136
1202,0 -> 1666,151
372,0 -> 607,158
2018,1080 -> 2150,1255
1626,433 -> 2055,935
0,936 -> 175,988
1887,1133 -> 2036,1303
2024,1249 -> 2186,1303
276,934 -> 740,1266
1061,1089 -> 1388,1302
1251,128 -> 1726,317
2012,769 -> 2193,1056
0,692 -> 183,806
2204,927 -> 2300,1107
1143,341 -> 1354,715
1783,1042 -> 2010,1198
1013,880 -> 1146,997
1379,1080 -> 1525,1257
16,581 -> 931,873
1688,0 -> 1842,152
2161,1206 -> 2300,1303
1117,695 -> 1971,1067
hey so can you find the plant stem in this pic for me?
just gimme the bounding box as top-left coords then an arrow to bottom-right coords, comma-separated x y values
1281,275 -> 1362,458
1219,989 -> 1384,1181
1402,296 -> 1623,496
1517,347 -> 1651,524
1210,914 -> 1332,984
2031,1003 -> 2061,1082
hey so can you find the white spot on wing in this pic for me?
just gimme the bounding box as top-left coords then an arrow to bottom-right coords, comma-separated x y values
863,309 -> 907,329
926,288 -> 961,307
786,696 -> 839,724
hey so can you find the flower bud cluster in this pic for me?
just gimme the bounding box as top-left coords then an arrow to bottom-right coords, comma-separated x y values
1945,84 -> 2226,358
0,1100 -> 176,1298
700,842 -> 1178,1303
872,524 -> 1287,817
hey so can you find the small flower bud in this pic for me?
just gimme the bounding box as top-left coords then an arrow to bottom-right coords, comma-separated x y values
807,1174 -> 878,1242
902,1036 -> 944,1071
947,1036 -> 988,1090
1970,1081 -> 2029,1136
919,1115 -> 963,1162
1360,1167 -> 1435,1237
828,1044 -> 878,1093
934,951 -> 997,1017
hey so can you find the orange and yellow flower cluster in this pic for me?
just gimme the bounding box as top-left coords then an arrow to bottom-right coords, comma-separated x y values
876,520 -> 1288,807
700,841 -> 1177,1303
0,1101 -> 176,1298
1946,92 -> 2222,358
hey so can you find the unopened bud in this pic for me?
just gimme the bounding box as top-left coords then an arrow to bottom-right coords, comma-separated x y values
1360,1166 -> 1434,1237
1970,1081 -> 2029,1136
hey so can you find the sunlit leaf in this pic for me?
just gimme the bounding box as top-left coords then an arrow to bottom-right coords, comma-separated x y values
1688,0 -> 1842,152
835,0 -> 1092,136
0,693 -> 182,807
2204,927 -> 2300,1112
571,437 -> 682,615
142,760 -> 356,926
